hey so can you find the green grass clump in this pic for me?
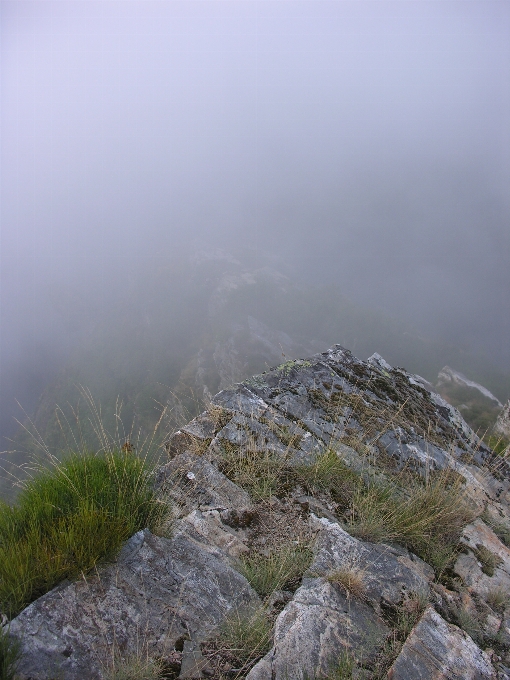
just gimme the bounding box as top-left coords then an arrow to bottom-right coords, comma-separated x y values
239,545 -> 313,598
219,443 -> 295,500
0,451 -> 168,618
485,436 -> 510,456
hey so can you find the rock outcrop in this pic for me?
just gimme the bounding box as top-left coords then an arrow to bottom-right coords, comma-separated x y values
8,345 -> 510,679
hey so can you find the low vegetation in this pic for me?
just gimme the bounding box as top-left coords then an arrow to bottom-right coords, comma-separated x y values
220,440 -> 474,581
239,544 -> 313,598
0,626 -> 20,680
203,606 -> 273,678
326,566 -> 367,601
346,469 -> 474,574
0,451 -> 168,618
104,655 -> 166,680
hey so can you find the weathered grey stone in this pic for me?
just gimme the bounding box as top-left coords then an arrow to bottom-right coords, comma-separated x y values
454,519 -> 510,600
247,577 -> 389,680
388,606 -> 495,679
183,509 -> 249,558
164,412 -> 219,458
155,451 -> 252,517
309,518 -> 432,614
494,400 -> 510,440
10,527 -> 260,680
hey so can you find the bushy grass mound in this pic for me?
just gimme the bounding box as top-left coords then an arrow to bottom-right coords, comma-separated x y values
0,452 -> 167,618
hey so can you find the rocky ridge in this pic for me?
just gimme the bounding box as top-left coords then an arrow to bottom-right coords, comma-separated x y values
8,345 -> 510,679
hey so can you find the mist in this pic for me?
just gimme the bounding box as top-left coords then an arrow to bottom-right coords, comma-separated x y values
1,1 -> 509,446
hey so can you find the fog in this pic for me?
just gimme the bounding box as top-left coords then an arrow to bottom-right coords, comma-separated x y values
1,1 -> 509,445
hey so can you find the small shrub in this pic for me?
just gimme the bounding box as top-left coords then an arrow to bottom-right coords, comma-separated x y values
239,545 -> 313,598
0,626 -> 20,680
0,451 -> 169,617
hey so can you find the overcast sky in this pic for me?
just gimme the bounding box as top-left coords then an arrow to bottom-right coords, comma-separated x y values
1,1 -> 509,438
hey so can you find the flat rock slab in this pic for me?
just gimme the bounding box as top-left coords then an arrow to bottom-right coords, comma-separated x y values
388,606 -> 495,680
247,577 -> 389,680
10,528 -> 259,680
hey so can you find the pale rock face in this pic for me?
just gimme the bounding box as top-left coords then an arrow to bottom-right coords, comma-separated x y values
388,607 -> 495,680
247,578 -> 390,680
454,519 -> 510,600
247,517 -> 433,680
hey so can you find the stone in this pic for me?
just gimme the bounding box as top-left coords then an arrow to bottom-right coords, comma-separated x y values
388,606 -> 495,679
309,517 -> 433,614
494,400 -> 510,440
247,578 -> 389,680
9,527 -> 260,679
454,519 -> 510,599
154,451 -> 252,518
7,343 -> 510,679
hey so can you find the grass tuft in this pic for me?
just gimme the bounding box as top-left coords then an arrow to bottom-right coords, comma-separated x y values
218,443 -> 295,500
487,586 -> 510,613
346,469 -> 474,573
326,567 -> 366,601
239,544 -> 313,599
213,606 -> 272,674
304,648 -> 356,679
296,450 -> 359,507
104,655 -> 166,680
0,451 -> 169,618
473,544 -> 503,577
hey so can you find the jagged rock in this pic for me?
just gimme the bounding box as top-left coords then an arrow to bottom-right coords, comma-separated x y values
155,451 -> 252,518
387,606 -> 495,679
9,527 -> 260,680
7,344 -> 510,678
246,577 -> 390,680
309,518 -> 433,613
183,509 -> 249,558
